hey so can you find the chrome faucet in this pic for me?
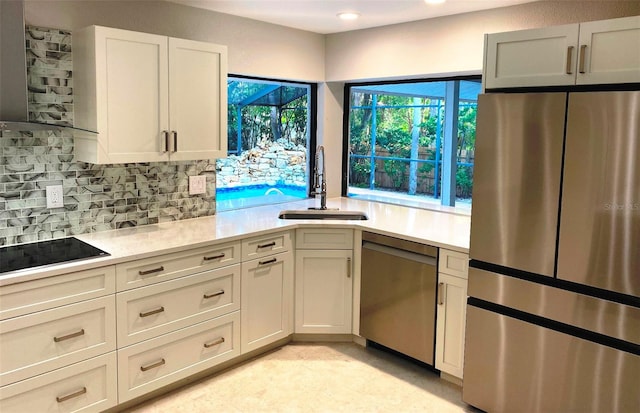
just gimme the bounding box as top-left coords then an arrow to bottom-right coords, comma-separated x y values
310,145 -> 327,210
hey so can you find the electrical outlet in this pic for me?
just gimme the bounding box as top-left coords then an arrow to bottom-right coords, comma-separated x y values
189,175 -> 207,195
46,185 -> 64,208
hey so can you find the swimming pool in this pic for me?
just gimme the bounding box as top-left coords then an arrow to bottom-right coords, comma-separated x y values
216,184 -> 308,210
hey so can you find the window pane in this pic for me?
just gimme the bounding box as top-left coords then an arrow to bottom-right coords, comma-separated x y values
216,77 -> 311,211
346,77 -> 479,211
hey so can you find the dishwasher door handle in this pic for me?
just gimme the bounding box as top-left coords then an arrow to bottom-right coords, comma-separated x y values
362,241 -> 437,266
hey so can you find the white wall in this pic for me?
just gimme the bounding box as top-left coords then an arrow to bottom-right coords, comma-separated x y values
24,0 -> 325,82
325,1 -> 640,82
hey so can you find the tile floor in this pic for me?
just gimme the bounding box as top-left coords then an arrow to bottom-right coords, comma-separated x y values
126,342 -> 478,413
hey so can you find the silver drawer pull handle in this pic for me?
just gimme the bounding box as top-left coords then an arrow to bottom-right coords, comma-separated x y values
140,306 -> 165,318
140,358 -> 165,372
579,44 -> 587,74
56,387 -> 87,403
204,289 -> 225,299
204,253 -> 225,261
259,257 -> 277,266
139,266 -> 164,276
565,45 -> 574,74
204,337 -> 225,348
257,241 -> 276,249
54,328 -> 85,343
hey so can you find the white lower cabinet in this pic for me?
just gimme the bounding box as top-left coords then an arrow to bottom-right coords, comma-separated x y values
241,251 -> 293,354
294,228 -> 354,335
435,250 -> 469,380
0,352 -> 117,413
117,311 -> 240,402
0,295 -> 116,387
295,250 -> 353,334
116,264 -> 240,346
0,266 -> 116,321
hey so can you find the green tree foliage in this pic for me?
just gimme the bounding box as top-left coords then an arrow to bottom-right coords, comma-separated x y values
348,87 -> 477,199
227,81 -> 308,152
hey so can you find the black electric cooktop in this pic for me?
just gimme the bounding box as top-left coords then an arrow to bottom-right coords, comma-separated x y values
0,237 -> 110,275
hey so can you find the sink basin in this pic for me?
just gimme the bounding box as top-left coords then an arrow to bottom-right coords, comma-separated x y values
278,209 -> 368,220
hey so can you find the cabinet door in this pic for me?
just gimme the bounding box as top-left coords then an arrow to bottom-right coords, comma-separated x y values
484,24 -> 579,89
241,251 -> 293,354
168,38 -> 228,160
576,16 -> 640,85
435,273 -> 467,379
295,250 -> 353,334
93,27 -> 169,163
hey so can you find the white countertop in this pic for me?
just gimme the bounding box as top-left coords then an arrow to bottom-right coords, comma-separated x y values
0,198 -> 470,286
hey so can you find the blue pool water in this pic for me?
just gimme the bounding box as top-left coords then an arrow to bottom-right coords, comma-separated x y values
216,184 -> 308,201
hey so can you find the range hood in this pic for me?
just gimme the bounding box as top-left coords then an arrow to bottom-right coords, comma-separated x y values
0,0 -> 94,134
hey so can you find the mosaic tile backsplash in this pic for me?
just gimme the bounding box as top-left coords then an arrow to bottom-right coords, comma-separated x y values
0,27 -> 217,247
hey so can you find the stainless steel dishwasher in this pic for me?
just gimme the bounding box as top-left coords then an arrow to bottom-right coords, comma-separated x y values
360,232 -> 438,366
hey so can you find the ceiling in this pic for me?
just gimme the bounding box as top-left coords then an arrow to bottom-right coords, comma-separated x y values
166,0 -> 535,34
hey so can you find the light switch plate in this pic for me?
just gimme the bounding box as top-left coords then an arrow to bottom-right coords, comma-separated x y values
46,185 -> 64,208
189,175 -> 207,195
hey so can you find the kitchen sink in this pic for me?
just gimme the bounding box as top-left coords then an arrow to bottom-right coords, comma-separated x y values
278,209 -> 368,220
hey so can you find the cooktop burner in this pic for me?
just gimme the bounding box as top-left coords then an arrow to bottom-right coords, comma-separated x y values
0,237 -> 110,275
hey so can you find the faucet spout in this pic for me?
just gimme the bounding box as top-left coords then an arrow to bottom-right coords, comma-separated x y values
310,145 -> 327,210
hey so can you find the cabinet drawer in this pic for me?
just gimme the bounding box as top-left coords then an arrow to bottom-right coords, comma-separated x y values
117,311 -> 240,402
0,352 -> 117,413
295,228 -> 353,250
438,249 -> 469,279
0,296 -> 116,386
116,264 -> 240,346
242,231 -> 291,261
116,242 -> 240,291
0,266 -> 115,320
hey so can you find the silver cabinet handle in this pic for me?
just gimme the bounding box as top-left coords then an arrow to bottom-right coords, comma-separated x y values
140,358 -> 165,372
139,266 -> 164,276
204,337 -> 225,348
347,257 -> 351,278
56,387 -> 87,403
259,257 -> 277,266
172,130 -> 178,152
204,253 -> 225,261
54,328 -> 85,343
579,44 -> 587,74
139,306 -> 165,318
257,241 -> 276,249
162,130 -> 169,153
438,282 -> 445,305
566,46 -> 574,74
204,289 -> 225,299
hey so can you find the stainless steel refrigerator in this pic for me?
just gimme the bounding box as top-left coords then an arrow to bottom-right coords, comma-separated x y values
463,91 -> 640,413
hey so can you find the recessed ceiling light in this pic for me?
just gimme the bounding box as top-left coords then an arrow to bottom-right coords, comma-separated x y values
424,0 -> 446,4
337,12 -> 360,20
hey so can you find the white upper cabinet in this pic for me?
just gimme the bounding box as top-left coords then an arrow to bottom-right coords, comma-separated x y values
578,16 -> 640,85
73,26 -> 227,164
484,15 -> 640,89
168,38 -> 228,161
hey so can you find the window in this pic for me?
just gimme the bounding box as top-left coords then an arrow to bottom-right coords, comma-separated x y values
216,76 -> 315,211
344,77 -> 480,211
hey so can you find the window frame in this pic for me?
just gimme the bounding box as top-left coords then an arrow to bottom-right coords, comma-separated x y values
341,75 -> 481,209
216,74 -> 317,211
